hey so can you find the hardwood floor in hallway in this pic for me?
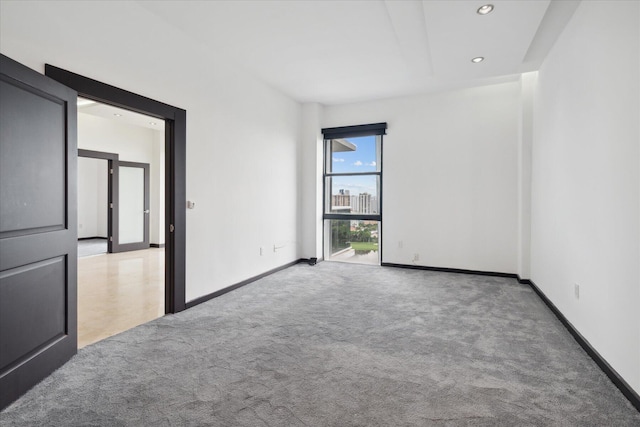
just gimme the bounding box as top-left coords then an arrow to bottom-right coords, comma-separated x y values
78,248 -> 165,348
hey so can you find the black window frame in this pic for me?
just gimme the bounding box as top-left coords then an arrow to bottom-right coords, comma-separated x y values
321,122 -> 386,222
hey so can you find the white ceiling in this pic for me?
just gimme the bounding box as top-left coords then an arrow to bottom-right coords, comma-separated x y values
137,0 -> 579,105
78,98 -> 165,132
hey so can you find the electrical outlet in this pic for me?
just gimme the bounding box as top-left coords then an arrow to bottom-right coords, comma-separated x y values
574,283 -> 580,300
260,247 -> 263,256
398,240 -> 403,249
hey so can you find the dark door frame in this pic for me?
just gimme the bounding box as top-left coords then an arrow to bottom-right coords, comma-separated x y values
78,149 -> 118,253
46,65 -> 186,313
115,160 -> 151,252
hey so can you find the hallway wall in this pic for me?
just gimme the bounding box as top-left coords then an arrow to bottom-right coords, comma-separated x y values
78,157 -> 108,239
78,113 -> 164,246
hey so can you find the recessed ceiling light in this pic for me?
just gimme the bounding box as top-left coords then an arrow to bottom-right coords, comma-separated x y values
113,113 -> 122,117
149,122 -> 157,126
471,57 -> 484,63
477,4 -> 494,15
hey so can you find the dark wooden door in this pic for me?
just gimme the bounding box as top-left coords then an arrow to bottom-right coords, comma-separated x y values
111,161 -> 150,253
0,54 -> 78,409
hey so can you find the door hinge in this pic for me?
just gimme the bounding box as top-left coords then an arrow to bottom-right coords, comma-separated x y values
110,168 -> 114,174
110,203 -> 113,208
169,224 -> 175,233
109,236 -> 113,242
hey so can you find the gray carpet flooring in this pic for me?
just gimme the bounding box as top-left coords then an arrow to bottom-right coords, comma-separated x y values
2,262 -> 639,426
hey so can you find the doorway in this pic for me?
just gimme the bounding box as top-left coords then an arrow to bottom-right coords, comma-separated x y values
45,63 -> 187,315
76,103 -> 165,348
117,161 -> 151,251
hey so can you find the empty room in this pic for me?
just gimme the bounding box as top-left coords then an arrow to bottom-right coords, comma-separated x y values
0,0 -> 638,425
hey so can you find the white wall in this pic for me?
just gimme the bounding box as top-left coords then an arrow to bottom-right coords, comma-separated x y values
96,165 -> 109,238
299,103 -> 324,260
0,1 -> 302,302
184,74 -> 300,300
150,131 -> 165,246
321,83 -> 521,273
517,73 -> 535,280
77,157 -> 108,238
530,0 -> 639,394
78,113 -> 165,245
79,114 -> 158,164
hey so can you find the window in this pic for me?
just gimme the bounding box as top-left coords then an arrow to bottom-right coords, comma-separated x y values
322,123 -> 386,265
